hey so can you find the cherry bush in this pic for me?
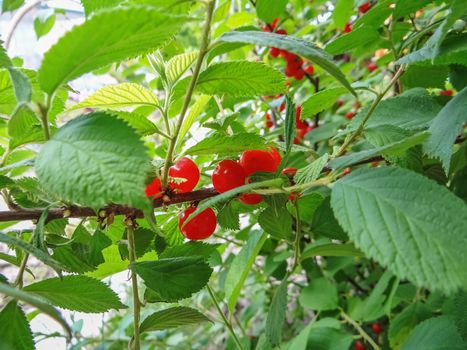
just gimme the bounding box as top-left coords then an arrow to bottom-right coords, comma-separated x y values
0,0 -> 466,349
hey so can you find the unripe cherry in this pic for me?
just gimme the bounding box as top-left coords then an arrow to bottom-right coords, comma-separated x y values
212,160 -> 246,194
168,157 -> 200,193
178,206 -> 217,240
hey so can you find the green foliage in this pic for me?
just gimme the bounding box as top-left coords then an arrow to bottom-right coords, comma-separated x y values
300,277 -> 338,311
424,87 -> 467,173
0,301 -> 34,350
186,133 -> 266,155
301,87 -> 347,117
197,61 -> 286,97
67,83 -> 159,111
36,112 -> 151,209
23,275 -> 126,312
140,307 -> 211,333
38,6 -> 185,94
132,257 -> 212,301
256,0 -> 287,23
265,278 -> 288,346
331,167 -> 467,294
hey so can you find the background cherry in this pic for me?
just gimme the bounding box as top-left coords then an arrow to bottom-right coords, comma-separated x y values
145,178 -> 163,198
239,193 -> 263,205
371,322 -> 382,334
168,157 -> 200,193
212,160 -> 246,193
178,206 -> 217,240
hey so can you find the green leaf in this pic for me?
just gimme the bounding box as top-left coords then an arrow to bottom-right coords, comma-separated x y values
218,31 -> 356,96
284,95 -> 295,156
301,243 -> 363,260
0,40 -> 12,68
401,316 -> 466,350
36,112 -> 151,209
225,231 -> 267,312
388,302 -> 432,350
301,87 -> 347,118
8,68 -> 32,105
111,111 -> 158,136
394,0 -> 432,18
176,94 -> 211,151
8,105 -> 44,149
326,26 -> 379,55
266,278 -> 288,346
34,10 -> 55,39
311,197 -> 347,241
217,200 -> 240,231
452,291 -> 467,342
1,0 -> 24,13
299,277 -> 338,311
185,133 -> 266,155
159,241 -> 219,259
131,257 -> 213,301
359,270 -> 394,322
197,61 -> 285,97
23,275 -> 126,313
38,7 -> 185,94
0,232 -> 68,272
330,131 -> 430,169
0,283 -> 71,338
0,301 -> 34,350
166,52 -> 197,84
258,207 -> 292,240
140,306 -> 210,333
450,64 -> 467,91
332,0 -> 354,29
256,0 -> 287,23
67,83 -> 159,112
294,154 -> 329,185
348,89 -> 441,131
119,227 -> 155,260
401,65 -> 448,89
331,167 -> 467,294
424,87 -> 467,174
81,0 -> 124,16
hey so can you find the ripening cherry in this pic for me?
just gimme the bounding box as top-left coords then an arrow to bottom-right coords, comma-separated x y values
304,65 -> 314,74
212,160 -> 246,193
440,89 -> 453,96
371,323 -> 382,334
179,206 -> 217,240
269,47 -> 281,58
239,193 -> 263,205
346,111 -> 355,120
145,178 -> 163,199
344,22 -> 352,33
367,62 -> 377,72
354,341 -> 365,350
294,69 -> 305,80
358,2 -> 371,13
168,157 -> 200,193
239,149 -> 280,176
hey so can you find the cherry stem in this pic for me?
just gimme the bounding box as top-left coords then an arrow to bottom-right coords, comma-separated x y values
161,0 -> 216,189
206,284 -> 245,350
340,309 -> 381,350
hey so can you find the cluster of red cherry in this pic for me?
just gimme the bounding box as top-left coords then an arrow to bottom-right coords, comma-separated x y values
344,1 -> 372,33
264,104 -> 314,144
263,18 -> 314,80
145,147 -> 286,241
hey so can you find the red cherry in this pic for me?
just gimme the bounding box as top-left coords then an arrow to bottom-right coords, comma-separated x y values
168,157 -> 200,193
285,64 -> 298,78
276,28 -> 287,35
239,193 -> 263,205
271,18 -> 279,29
282,167 -> 297,175
344,22 -> 352,33
371,323 -> 382,334
145,178 -> 163,198
262,25 -> 271,32
367,62 -> 377,72
294,127 -> 308,144
337,100 -> 344,108
268,147 -> 282,168
371,161 -> 380,167
346,111 -> 355,120
212,160 -> 246,194
343,167 -> 351,176
239,149 -> 279,176
355,341 -> 365,350
269,47 -> 281,58
265,120 -> 274,128
279,101 -> 286,112
296,106 -> 308,129
179,206 -> 217,240
306,125 -> 314,133
304,65 -> 314,74
358,2 -> 371,13
294,69 -> 305,80
440,89 -> 453,96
